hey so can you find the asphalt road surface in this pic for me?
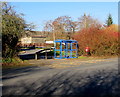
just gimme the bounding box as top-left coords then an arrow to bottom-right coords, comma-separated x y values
2,57 -> 120,97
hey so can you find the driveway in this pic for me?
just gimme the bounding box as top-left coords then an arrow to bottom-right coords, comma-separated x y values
2,57 -> 120,97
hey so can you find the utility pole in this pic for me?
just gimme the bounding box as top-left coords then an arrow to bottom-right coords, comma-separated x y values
52,26 -> 56,51
53,30 -> 55,41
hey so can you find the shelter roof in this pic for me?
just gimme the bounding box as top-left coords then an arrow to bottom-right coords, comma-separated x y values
54,39 -> 78,43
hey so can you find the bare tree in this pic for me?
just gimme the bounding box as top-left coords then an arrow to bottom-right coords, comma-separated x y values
43,16 -> 78,40
78,13 -> 101,30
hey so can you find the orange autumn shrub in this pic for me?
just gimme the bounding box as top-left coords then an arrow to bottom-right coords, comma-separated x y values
73,24 -> 119,56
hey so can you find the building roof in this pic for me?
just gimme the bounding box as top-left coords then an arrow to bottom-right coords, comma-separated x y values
54,39 -> 78,43
18,49 -> 52,56
18,49 -> 43,55
32,35 -> 46,38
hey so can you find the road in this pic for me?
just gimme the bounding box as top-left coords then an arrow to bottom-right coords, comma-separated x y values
2,57 -> 120,97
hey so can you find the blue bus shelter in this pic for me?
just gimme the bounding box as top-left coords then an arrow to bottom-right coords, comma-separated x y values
54,39 -> 78,59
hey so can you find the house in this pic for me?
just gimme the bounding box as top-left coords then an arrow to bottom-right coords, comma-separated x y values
32,35 -> 46,44
21,36 -> 32,44
20,31 -> 47,47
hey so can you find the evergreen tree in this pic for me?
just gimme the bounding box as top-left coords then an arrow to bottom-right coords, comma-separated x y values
106,14 -> 113,27
2,2 -> 34,58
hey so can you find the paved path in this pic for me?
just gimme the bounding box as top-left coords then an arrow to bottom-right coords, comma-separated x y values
2,57 -> 120,97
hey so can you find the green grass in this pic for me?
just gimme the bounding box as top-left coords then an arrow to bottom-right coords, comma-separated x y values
2,57 -> 32,69
55,51 -> 76,57
78,56 -> 89,59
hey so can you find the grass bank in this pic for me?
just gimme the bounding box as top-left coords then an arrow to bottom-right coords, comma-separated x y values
2,57 -> 32,69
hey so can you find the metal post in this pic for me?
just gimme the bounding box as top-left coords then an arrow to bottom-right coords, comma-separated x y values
65,43 -> 68,58
70,43 -> 72,58
35,53 -> 37,60
60,42 -> 62,58
76,43 -> 78,58
65,43 -> 66,57
45,49 -> 47,59
54,42 -> 56,58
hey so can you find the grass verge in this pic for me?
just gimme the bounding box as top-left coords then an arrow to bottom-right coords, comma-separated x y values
2,57 -> 32,69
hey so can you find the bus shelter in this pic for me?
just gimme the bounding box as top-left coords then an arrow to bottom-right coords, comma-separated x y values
54,39 -> 78,59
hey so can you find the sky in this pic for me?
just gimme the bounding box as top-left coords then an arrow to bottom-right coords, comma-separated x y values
10,2 -> 118,31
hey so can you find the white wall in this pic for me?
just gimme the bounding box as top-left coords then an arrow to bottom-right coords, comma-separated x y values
21,37 -> 32,44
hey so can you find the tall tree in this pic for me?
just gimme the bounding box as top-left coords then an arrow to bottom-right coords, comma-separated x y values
2,2 -> 34,58
78,13 -> 100,30
106,14 -> 113,27
43,16 -> 78,40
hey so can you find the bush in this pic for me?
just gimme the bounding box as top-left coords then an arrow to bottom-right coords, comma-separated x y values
2,57 -> 23,65
73,24 -> 119,56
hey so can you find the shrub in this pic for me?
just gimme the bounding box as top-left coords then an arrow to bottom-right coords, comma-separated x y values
2,57 -> 23,65
73,24 -> 119,56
